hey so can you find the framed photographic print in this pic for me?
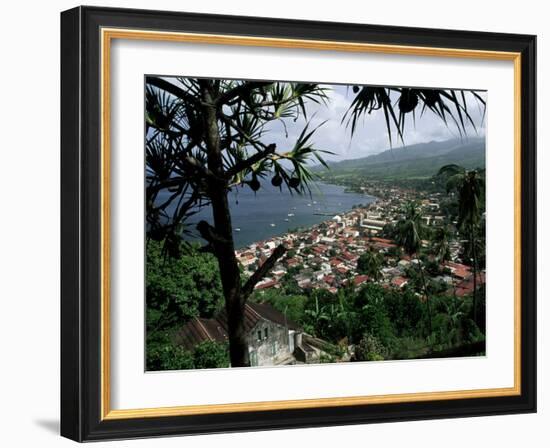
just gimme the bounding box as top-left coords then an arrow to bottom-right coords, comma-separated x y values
60,6 -> 536,442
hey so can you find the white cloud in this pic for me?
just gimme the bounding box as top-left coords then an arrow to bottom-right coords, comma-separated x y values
246,83 -> 486,162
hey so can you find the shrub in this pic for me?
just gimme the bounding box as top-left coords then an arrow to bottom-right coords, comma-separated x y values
146,342 -> 195,371
354,333 -> 388,361
193,341 -> 230,369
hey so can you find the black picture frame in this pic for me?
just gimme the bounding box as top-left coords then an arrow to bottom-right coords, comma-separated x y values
61,5 -> 536,442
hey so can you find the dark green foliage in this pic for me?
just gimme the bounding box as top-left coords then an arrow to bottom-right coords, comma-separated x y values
318,138 -> 485,182
146,335 -> 195,371
146,241 -> 226,371
147,252 -> 486,368
295,282 -> 485,361
431,226 -> 452,264
437,164 -> 485,324
383,288 -> 424,338
396,202 -> 425,256
193,341 -> 230,369
357,248 -> 382,280
474,288 -> 487,333
146,241 -> 224,332
252,289 -> 308,324
354,333 -> 389,361
279,268 -> 303,295
145,226 -> 486,369
353,285 -> 396,348
424,258 -> 443,277
428,295 -> 485,351
147,339 -> 229,371
302,289 -> 344,340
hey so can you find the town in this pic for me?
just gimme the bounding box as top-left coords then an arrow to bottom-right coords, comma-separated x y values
237,182 -> 484,299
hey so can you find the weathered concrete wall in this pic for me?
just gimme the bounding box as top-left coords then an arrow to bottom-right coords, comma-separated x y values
247,319 -> 292,366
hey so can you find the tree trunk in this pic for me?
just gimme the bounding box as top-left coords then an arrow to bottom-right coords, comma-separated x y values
417,257 -> 433,335
470,225 -> 478,327
199,81 -> 250,367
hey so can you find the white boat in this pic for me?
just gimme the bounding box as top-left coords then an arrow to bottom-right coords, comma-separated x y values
307,203 -> 312,207
287,213 -> 295,217
235,228 -> 241,232
270,223 -> 276,227
284,218 -> 289,222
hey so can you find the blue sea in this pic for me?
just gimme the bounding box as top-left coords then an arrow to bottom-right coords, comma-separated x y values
160,182 -> 374,249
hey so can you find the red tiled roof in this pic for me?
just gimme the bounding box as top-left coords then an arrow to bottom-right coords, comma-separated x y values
371,237 -> 394,244
391,276 -> 408,287
312,245 -> 326,255
341,252 -> 357,261
323,275 -> 335,285
445,261 -> 472,280
373,241 -> 397,249
255,279 -> 278,290
354,275 -> 369,286
454,272 -> 486,297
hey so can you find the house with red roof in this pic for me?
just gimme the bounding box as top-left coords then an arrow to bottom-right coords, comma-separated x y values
353,275 -> 370,287
391,276 -> 409,288
255,279 -> 279,290
445,261 -> 472,280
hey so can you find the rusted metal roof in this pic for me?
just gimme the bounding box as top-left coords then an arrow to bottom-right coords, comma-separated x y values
173,302 -> 301,351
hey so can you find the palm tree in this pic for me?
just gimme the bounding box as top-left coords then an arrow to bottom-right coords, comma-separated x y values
146,79 -> 332,366
437,165 -> 485,324
357,247 -> 382,281
396,202 -> 433,333
431,225 -> 452,264
442,297 -> 469,347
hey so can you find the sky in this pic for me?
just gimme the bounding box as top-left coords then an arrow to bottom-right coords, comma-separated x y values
154,78 -> 487,163
260,84 -> 487,162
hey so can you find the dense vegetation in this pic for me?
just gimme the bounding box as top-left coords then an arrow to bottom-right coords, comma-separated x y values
146,157 -> 487,369
252,274 -> 485,362
147,165 -> 487,367
146,241 -> 229,370
146,236 -> 486,370
319,137 -> 485,182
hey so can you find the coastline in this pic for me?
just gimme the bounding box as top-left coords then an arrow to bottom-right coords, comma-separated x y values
175,181 -> 377,249
232,184 -> 377,249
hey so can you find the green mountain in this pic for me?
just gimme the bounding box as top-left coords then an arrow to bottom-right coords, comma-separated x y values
322,137 -> 485,180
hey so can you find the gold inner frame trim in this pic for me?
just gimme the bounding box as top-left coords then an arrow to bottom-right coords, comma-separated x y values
100,27 -> 522,420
